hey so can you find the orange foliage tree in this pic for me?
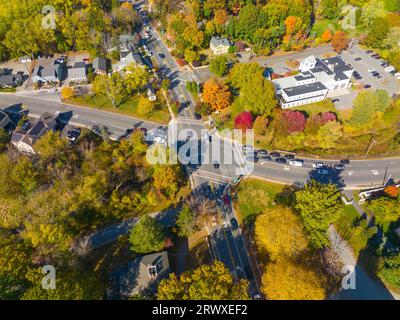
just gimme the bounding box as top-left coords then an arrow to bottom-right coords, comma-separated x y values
321,29 -> 332,42
202,78 -> 231,110
384,186 -> 400,198
331,31 -> 349,53
214,9 -> 228,26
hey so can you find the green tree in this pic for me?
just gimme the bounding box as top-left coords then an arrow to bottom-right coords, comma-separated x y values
368,196 -> 400,232
0,128 -> 10,152
92,73 -> 125,108
210,55 -> 229,77
129,215 -> 166,254
34,131 -> 69,164
124,63 -> 150,95
176,205 -> 198,237
378,252 -> 400,289
10,157 -> 39,195
316,121 -> 343,149
295,180 -> 341,249
157,261 -> 249,300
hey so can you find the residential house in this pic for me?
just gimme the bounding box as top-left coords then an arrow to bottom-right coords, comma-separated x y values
0,109 -> 11,130
0,74 -> 22,88
210,37 -> 230,55
11,112 -> 57,154
273,55 -> 354,108
108,251 -> 170,298
68,66 -> 87,85
93,57 -> 108,75
112,52 -> 143,72
32,64 -> 63,85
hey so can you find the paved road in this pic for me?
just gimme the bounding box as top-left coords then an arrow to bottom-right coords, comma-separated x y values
74,208 -> 178,255
0,94 -> 163,140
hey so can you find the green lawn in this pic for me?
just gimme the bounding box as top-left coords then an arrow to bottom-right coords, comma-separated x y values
311,19 -> 340,37
234,178 -> 286,224
68,94 -> 171,124
292,99 -> 339,117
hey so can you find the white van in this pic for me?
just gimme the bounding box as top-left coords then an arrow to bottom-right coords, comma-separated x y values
289,160 -> 303,167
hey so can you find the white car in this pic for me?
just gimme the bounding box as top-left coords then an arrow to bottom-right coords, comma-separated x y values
367,68 -> 376,73
289,160 -> 303,167
47,87 -> 57,93
312,162 -> 324,168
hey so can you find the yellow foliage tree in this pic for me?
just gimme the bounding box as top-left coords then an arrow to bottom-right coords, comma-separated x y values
255,206 -> 308,260
262,257 -> 326,300
61,87 -> 75,100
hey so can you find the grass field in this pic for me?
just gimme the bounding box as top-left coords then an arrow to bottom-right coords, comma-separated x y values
234,178 -> 286,224
0,87 -> 16,93
68,94 -> 171,124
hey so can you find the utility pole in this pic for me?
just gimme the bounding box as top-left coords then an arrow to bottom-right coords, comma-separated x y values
364,135 -> 376,158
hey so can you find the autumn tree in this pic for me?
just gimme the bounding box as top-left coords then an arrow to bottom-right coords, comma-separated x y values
136,96 -> 155,117
234,111 -> 253,131
129,215 -> 166,254
295,180 -> 341,249
61,87 -> 75,100
0,128 -> 10,152
202,78 -> 231,110
384,185 -> 400,198
331,31 -> 349,53
153,164 -> 183,198
253,116 -> 269,136
124,63 -> 150,95
92,73 -> 125,108
321,29 -> 332,42
262,257 -> 326,300
279,110 -> 307,134
157,261 -> 249,300
255,206 -> 309,260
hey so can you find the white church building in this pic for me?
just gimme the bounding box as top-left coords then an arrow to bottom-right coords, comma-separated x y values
273,55 -> 354,108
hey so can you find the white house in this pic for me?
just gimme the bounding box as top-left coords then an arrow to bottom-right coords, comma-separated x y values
112,52 -> 143,72
210,37 -> 230,55
273,55 -> 353,108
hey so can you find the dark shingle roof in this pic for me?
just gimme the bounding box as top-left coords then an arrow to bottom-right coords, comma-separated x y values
283,81 -> 328,97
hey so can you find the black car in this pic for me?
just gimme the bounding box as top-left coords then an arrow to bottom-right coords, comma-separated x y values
364,84 -> 371,89
158,53 -> 165,59
355,57 -> 362,61
244,265 -> 254,279
230,218 -> 238,230
366,50 -> 373,54
275,157 -> 287,164
334,164 -> 345,170
340,159 -> 350,165
284,154 -> 295,160
213,161 -> 220,169
246,153 -> 258,163
21,121 -> 31,131
270,152 -> 280,158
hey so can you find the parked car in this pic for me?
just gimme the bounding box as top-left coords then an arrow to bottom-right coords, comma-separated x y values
365,50 -> 373,54
270,152 -> 280,158
355,57 -> 362,61
275,157 -> 287,164
259,157 -> 272,164
246,152 -> 258,163
284,154 -> 295,160
230,218 -> 238,230
66,128 -> 81,143
158,53 -> 165,59
257,149 -> 268,158
364,84 -> 371,89
332,98 -> 340,103
21,121 -> 31,131
242,144 -> 254,153
340,159 -> 350,165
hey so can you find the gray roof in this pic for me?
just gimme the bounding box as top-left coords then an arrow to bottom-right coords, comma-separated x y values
41,65 -> 57,78
68,67 -> 87,79
93,57 -> 107,72
0,74 -> 22,87
210,36 -> 230,48
108,251 -> 170,298
294,71 -> 315,81
283,81 -> 328,97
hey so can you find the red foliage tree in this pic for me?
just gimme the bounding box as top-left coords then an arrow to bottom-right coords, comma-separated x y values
320,112 -> 337,124
281,110 -> 306,134
384,185 -> 400,198
234,111 -> 253,131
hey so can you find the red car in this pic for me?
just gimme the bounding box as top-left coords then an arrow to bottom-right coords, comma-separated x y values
223,195 -> 230,205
